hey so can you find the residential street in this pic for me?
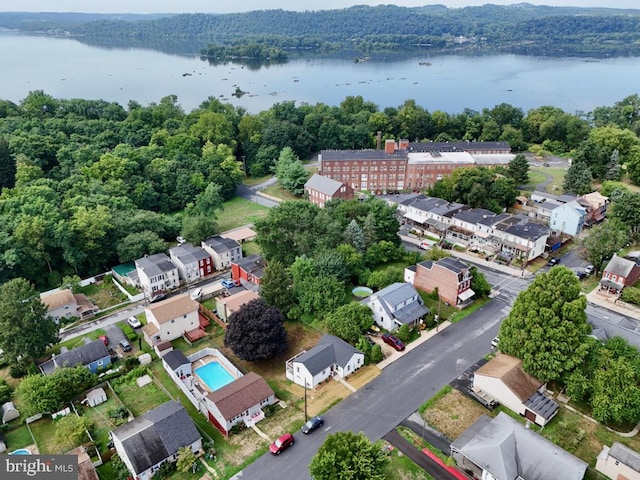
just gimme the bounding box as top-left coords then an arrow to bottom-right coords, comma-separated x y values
233,297 -> 505,480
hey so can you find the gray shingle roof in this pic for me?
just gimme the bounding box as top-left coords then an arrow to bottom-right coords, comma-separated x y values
503,222 -> 549,241
604,254 -> 638,277
234,254 -> 265,278
523,391 -> 559,421
450,208 -> 496,224
452,412 -> 587,480
169,243 -> 211,264
112,401 -> 200,475
436,257 -> 469,275
202,235 -> 241,254
609,442 -> 640,473
371,283 -> 429,325
320,149 -> 407,161
295,334 -> 363,375
304,174 -> 345,196
163,350 -> 190,371
53,339 -> 109,369
135,253 -> 176,277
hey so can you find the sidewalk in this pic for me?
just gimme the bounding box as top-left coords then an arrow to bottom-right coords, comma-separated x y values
377,321 -> 452,369
400,234 -> 531,278
586,290 -> 640,319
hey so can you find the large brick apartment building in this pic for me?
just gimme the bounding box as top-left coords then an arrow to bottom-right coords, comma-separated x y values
318,139 -> 512,192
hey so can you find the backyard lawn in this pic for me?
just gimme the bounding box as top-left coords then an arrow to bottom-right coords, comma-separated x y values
77,385 -> 129,454
111,374 -> 170,417
29,417 -> 66,454
4,424 -> 33,451
76,275 -> 129,309
217,197 -> 270,233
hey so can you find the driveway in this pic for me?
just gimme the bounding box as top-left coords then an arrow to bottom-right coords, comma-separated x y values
234,298 -> 505,480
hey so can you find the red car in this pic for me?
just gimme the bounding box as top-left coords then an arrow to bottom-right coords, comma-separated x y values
382,333 -> 405,351
269,433 -> 294,455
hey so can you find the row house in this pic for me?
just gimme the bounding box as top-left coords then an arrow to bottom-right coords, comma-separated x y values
579,191 -> 609,227
135,253 -> 180,300
549,200 -> 586,237
318,140 -> 513,193
400,195 -> 550,262
202,235 -> 243,270
231,254 -> 266,288
169,243 -> 214,283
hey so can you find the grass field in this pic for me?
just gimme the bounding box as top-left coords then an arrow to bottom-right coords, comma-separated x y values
217,197 -> 270,232
112,377 -> 170,417
4,425 -> 33,451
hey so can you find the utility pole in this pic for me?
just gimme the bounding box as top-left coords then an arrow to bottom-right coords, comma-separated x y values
304,381 -> 308,422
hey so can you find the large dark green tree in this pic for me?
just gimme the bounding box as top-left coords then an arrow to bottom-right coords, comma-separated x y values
580,219 -> 629,274
0,278 -> 59,370
498,266 -> 590,382
309,431 -> 389,480
325,303 -> 374,345
609,191 -> 640,241
259,260 -> 296,316
224,299 -> 288,361
273,146 -> 309,195
0,136 -> 16,189
563,160 -> 593,194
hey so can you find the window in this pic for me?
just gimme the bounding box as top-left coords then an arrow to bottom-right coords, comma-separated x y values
171,319 -> 175,324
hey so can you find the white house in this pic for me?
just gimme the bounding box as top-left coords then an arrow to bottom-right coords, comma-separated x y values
286,334 -> 365,389
135,253 -> 180,299
363,282 -> 429,332
201,235 -> 242,271
472,354 -> 559,427
168,243 -> 214,282
596,442 -> 640,480
204,372 -> 276,436
451,412 -> 587,480
161,349 -> 192,382
143,293 -> 200,345
111,401 -> 202,480
549,200 -> 586,237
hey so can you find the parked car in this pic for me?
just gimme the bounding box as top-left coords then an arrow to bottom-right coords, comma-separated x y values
221,279 -> 238,289
382,333 -> 405,351
547,257 -> 560,266
119,339 -> 132,352
176,236 -> 186,245
127,316 -> 142,328
98,334 -> 108,346
491,337 -> 500,348
584,264 -> 595,275
269,433 -> 294,455
301,416 -> 324,434
418,241 -> 433,250
190,288 -> 203,300
575,270 -> 587,280
149,293 -> 166,303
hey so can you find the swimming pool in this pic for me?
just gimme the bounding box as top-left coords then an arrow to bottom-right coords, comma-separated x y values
194,361 -> 235,392
9,449 -> 32,455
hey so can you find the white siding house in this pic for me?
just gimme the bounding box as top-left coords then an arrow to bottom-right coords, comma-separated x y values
286,334 -> 364,389
143,294 -> 200,345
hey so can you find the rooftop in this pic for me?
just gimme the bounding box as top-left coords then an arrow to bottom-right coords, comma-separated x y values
305,173 -> 347,196
206,372 -> 274,420
146,294 -> 199,324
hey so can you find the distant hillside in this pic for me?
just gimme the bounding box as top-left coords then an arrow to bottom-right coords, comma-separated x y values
3,5 -> 640,57
0,12 -> 170,31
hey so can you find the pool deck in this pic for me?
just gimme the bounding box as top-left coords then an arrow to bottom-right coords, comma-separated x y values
191,355 -> 239,394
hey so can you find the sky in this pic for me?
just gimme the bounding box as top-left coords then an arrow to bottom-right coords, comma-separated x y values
1,1 -> 639,14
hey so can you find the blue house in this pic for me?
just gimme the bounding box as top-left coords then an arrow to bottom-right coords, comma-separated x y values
40,339 -> 111,375
549,200 -> 586,237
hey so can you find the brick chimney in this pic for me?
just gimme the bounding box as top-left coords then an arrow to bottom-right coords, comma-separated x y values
398,139 -> 409,150
385,139 -> 396,154
377,131 -> 382,150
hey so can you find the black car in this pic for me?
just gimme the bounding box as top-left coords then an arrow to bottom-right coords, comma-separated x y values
547,257 -> 560,266
301,416 -> 324,434
575,270 -> 587,280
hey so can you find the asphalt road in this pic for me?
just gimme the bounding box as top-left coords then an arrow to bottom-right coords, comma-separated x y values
232,297 -> 505,480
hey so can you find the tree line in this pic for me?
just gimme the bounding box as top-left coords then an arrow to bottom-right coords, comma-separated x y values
1,89 -> 640,289
16,4 -> 640,58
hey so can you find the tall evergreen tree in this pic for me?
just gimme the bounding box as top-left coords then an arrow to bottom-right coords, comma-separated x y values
343,219 -> 366,253
0,136 -> 16,189
563,160 -> 593,194
260,261 -> 295,315
506,153 -> 530,185
604,149 -> 622,181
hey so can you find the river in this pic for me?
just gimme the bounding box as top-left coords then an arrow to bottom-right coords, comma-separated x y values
2,32 -> 640,114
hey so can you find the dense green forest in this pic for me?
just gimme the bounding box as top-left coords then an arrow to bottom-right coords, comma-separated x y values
1,89 -> 640,289
3,5 -> 640,57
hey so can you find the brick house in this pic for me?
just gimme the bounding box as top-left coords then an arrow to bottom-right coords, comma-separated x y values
599,254 -> 640,296
304,173 -> 354,207
231,254 -> 265,287
410,257 -> 474,308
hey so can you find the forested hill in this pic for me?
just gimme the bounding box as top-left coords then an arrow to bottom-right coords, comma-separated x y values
3,4 -> 640,56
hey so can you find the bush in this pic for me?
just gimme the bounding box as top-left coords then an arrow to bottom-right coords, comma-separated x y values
370,344 -> 383,363
121,324 -> 138,341
395,324 -> 412,343
621,286 -> 640,306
